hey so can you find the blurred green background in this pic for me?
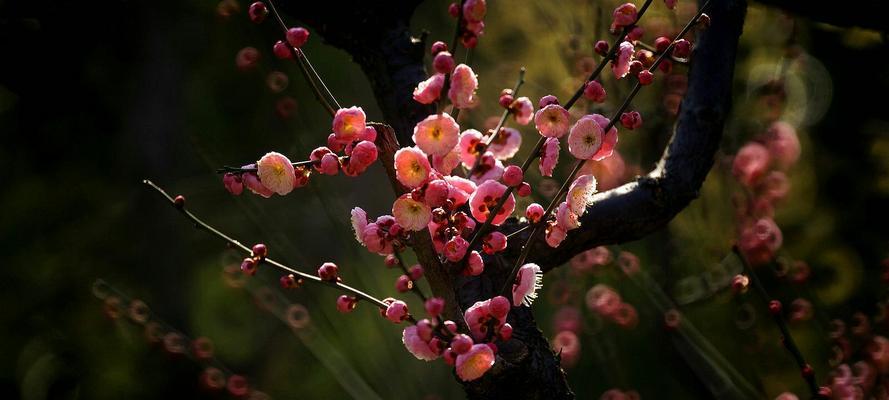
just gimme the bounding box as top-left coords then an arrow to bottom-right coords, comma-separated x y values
1,0 -> 887,399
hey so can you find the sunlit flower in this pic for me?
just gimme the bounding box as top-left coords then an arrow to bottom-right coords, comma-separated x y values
612,3 -> 638,28
332,106 -> 366,142
256,152 -> 296,195
350,207 -> 368,245
512,96 -> 534,125
413,73 -> 445,104
512,263 -> 543,306
539,137 -> 561,177
612,41 -> 635,79
534,104 -> 571,138
732,142 -> 770,187
488,127 -> 522,160
449,64 -> 478,109
458,129 -> 485,168
546,223 -> 567,248
243,171 -> 273,198
556,201 -> 580,230
413,112 -> 460,157
433,146 -> 462,175
455,344 -> 495,381
568,115 -> 605,160
394,147 -> 432,188
445,236 -> 469,262
466,250 -> 484,276
445,176 -> 477,208
402,325 -> 440,361
468,180 -> 515,226
567,174 -> 597,216
469,154 -> 504,184
385,300 -> 409,323
392,195 -> 432,231
588,113 -> 619,161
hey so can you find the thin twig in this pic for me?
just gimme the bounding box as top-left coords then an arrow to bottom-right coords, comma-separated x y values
468,67 -> 526,175
215,156 -> 350,174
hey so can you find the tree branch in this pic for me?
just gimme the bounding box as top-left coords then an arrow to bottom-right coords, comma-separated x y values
504,0 -> 748,273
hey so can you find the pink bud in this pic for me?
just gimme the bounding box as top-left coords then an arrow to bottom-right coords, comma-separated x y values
416,319 -> 435,342
425,297 -> 445,317
223,173 -> 244,195
672,39 -> 692,58
654,36 -> 671,53
286,27 -> 309,48
385,300 -> 409,323
248,2 -> 268,24
594,40 -> 609,56
433,51 -> 455,74
466,251 -> 484,276
318,153 -> 339,175
409,264 -> 425,280
583,81 -> 606,103
443,350 -> 457,366
445,236 -> 469,262
317,262 -> 339,281
499,323 -> 513,341
501,165 -> 524,187
273,40 -> 291,59
490,296 -> 511,320
517,182 -> 532,197
526,203 -> 544,223
538,95 -> 560,108
444,320 -> 458,333
385,254 -> 400,267
620,111 -> 643,130
637,70 -> 654,85
612,3 -> 638,28
431,41 -> 448,55
451,334 -> 474,354
336,295 -> 357,313
240,258 -> 257,276
483,231 -> 507,254
395,275 -> 413,293
251,243 -> 268,258
425,179 -> 450,208
448,2 -> 460,18
235,47 -> 261,71
627,26 -> 644,41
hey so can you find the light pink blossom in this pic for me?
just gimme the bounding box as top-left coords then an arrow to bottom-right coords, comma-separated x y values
534,104 -> 571,138
546,223 -> 568,248
488,127 -> 522,160
512,96 -> 534,125
458,129 -> 485,168
455,344 -> 495,381
413,73 -> 445,104
468,180 -> 515,226
392,195 -> 432,231
350,207 -> 368,245
588,114 -> 619,161
402,325 -> 440,361
512,263 -> 543,306
539,137 -> 561,177
568,115 -> 605,160
256,152 -> 296,195
445,176 -> 477,208
567,174 -> 597,216
612,41 -> 635,79
448,64 -> 478,109
332,106 -> 366,142
763,121 -> 800,170
394,147 -> 432,188
732,142 -> 770,187
413,112 -> 460,156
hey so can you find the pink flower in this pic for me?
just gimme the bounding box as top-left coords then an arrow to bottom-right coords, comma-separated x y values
468,180 -> 516,226
552,330 -> 581,368
348,140 -> 378,172
567,174 -> 597,216
583,81 -> 607,103
433,147 -> 461,174
223,173 -> 243,195
588,114 -> 619,161
758,171 -> 790,202
455,344 -> 495,381
585,284 -> 621,316
612,3 -> 638,28
568,115 -> 605,160
385,300 -> 409,323
501,164 -> 523,187
482,231 -> 507,254
448,64 -> 478,109
546,223 -> 568,248
466,250 -> 484,276
488,127 -> 522,160
413,112 -> 460,156
402,325 -> 440,361
525,203 -> 544,223
612,41 -> 635,79
256,152 -> 296,195
332,106 -> 366,142
445,236 -> 469,262
458,129 -> 485,168
619,111 -> 642,130
462,0 -> 487,23
732,142 -> 770,187
350,207 -> 369,245
413,73 -> 445,104
243,171 -> 273,198
392,195 -> 432,231
556,201 -> 580,230
511,96 -> 534,125
363,223 -> 393,255
424,179 -> 450,208
394,147 -> 432,188
512,263 -> 543,306
445,176 -> 477,208
468,154 -> 504,184
534,104 -> 571,138
738,217 -> 783,266
763,121 -> 800,170
539,137 -> 561,177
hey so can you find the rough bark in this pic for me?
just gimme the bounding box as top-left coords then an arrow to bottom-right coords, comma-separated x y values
284,0 -> 747,398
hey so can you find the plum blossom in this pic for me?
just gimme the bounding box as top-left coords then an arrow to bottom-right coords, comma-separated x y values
350,207 -> 369,245
433,147 -> 462,175
567,174 -> 597,216
449,64 -> 478,109
763,121 -> 800,170
556,201 -> 580,230
468,180 -> 516,226
552,331 -> 581,368
462,0 -> 487,22
332,106 -> 366,142
243,171 -> 273,198
402,325 -> 440,361
612,3 -> 638,28
539,137 -> 561,177
413,112 -> 460,156
445,176 -> 477,208
512,263 -> 543,306
488,127 -> 522,160
534,104 -> 571,138
468,154 -> 504,184
732,142 -> 771,187
511,96 -> 534,125
568,115 -> 605,160
738,217 -> 783,266
392,195 -> 432,231
458,129 -> 485,168
546,222 -> 567,248
463,297 -> 509,341
413,73 -> 445,104
455,344 -> 495,381
588,113 -> 619,161
394,147 -> 432,188
256,152 -> 296,195
612,41 -> 635,79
